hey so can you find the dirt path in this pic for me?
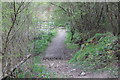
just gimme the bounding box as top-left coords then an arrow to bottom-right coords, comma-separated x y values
41,29 -> 111,78
41,60 -> 110,78
43,29 -> 73,60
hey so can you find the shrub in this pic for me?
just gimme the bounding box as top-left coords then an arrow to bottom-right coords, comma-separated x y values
69,32 -> 117,71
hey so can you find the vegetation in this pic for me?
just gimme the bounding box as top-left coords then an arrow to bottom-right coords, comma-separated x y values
1,2 -> 119,79
52,2 -> 119,77
16,29 -> 57,78
16,54 -> 56,78
68,32 -> 118,76
1,2 -> 57,78
65,31 -> 79,49
31,29 -> 57,54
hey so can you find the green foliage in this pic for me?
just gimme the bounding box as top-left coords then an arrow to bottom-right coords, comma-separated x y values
65,31 -> 79,49
17,56 -> 53,78
16,29 -> 57,78
0,56 -> 2,59
52,3 -> 68,27
30,29 -> 57,54
66,43 -> 79,49
65,31 -> 72,43
69,32 -> 117,73
31,56 -> 51,78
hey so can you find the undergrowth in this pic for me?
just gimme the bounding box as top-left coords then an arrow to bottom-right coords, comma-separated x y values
65,31 -> 79,49
16,56 -> 56,78
16,29 -> 57,78
29,29 -> 57,54
66,32 -> 118,77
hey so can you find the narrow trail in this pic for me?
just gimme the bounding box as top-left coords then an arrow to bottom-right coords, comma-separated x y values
43,29 -> 67,59
40,29 -> 111,78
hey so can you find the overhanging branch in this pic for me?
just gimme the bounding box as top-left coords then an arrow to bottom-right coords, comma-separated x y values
50,2 -> 69,14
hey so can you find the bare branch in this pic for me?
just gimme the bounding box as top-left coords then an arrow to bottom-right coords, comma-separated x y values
50,2 -> 68,14
17,2 -> 30,14
16,2 -> 24,14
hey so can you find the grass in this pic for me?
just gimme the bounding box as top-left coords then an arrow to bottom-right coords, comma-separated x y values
31,56 -> 54,78
69,32 -> 117,62
17,56 -> 56,78
66,31 -> 118,77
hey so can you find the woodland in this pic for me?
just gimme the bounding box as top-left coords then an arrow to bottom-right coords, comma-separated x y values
0,2 -> 120,79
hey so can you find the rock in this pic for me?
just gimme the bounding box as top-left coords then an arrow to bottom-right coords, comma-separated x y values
65,67 -> 69,69
50,63 -> 54,66
70,69 -> 76,72
72,69 -> 76,71
80,72 -> 86,76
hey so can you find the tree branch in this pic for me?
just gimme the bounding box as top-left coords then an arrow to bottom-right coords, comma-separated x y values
17,3 -> 30,14
50,2 -> 68,14
2,54 -> 32,79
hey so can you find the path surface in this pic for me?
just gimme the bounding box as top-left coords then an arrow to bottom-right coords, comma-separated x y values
41,29 -> 111,78
43,29 -> 72,60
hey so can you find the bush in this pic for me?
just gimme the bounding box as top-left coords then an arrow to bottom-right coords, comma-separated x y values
69,32 -> 118,75
30,29 -> 57,54
65,31 -> 79,49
